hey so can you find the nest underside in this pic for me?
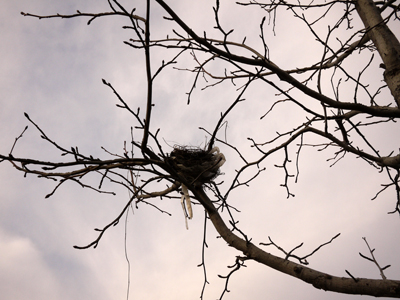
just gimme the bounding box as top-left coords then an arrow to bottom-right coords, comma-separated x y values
166,146 -> 222,185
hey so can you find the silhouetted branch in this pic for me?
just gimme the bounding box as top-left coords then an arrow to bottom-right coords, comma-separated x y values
3,0 -> 400,298
360,237 -> 391,280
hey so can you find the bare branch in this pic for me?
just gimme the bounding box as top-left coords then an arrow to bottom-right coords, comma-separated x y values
360,237 -> 391,280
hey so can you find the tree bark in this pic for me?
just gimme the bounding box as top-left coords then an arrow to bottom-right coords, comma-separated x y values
193,187 -> 400,297
355,0 -> 400,107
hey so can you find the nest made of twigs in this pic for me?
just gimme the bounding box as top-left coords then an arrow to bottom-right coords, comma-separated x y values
166,145 -> 222,186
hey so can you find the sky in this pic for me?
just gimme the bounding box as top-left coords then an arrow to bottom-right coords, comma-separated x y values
1,1 -> 400,300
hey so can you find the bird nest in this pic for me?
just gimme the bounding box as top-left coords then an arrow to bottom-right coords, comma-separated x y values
166,145 -> 225,186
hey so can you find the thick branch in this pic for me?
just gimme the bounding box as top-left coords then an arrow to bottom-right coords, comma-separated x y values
141,0 -> 153,150
355,0 -> 400,106
193,187 -> 400,297
155,0 -> 400,118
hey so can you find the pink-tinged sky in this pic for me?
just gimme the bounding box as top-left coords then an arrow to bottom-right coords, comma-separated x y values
1,1 -> 399,299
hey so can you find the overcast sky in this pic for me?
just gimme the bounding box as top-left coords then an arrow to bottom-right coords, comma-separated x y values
1,1 -> 400,300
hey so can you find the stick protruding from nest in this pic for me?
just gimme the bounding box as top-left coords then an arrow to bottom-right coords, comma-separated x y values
166,145 -> 225,229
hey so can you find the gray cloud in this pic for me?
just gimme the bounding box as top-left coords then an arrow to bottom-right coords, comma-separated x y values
1,1 -> 399,300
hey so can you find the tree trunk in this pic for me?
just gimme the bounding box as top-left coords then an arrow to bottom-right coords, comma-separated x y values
355,0 -> 400,107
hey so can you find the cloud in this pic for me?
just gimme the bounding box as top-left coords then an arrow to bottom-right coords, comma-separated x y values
1,1 -> 399,300
0,228 -> 63,300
